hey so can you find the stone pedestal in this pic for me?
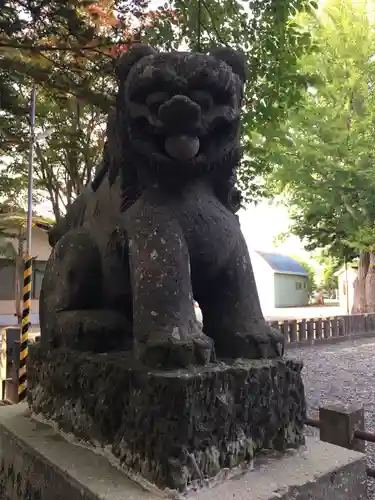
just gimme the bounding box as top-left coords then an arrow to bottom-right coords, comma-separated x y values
28,344 -> 306,492
0,404 -> 367,500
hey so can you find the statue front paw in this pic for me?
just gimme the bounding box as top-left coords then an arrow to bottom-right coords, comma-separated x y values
215,325 -> 285,360
135,331 -> 214,369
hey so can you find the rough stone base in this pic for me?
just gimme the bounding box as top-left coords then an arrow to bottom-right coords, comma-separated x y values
0,404 -> 367,500
28,345 -> 306,492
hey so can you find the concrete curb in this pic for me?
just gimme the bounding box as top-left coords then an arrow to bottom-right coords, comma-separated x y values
0,405 -> 368,500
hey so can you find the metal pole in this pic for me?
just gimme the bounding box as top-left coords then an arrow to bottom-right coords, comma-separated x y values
26,87 -> 36,255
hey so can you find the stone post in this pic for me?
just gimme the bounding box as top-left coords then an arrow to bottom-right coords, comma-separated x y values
319,403 -> 365,453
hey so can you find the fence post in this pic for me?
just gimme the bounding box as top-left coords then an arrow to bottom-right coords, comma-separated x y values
323,318 -> 331,339
298,319 -> 307,342
307,319 -> 314,341
338,317 -> 346,336
289,320 -> 297,342
315,319 -> 322,339
282,320 -> 289,341
331,317 -> 339,337
319,403 -> 365,453
270,321 -> 279,331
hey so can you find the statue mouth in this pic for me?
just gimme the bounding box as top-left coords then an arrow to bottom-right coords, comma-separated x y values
164,135 -> 200,161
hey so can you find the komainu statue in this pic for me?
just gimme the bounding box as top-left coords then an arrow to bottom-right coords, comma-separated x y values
40,44 -> 285,368
30,46 -> 305,493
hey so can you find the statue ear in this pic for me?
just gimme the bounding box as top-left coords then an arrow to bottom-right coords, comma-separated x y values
210,47 -> 247,83
115,44 -> 158,83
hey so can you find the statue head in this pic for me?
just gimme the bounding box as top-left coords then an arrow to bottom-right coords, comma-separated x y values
115,45 -> 247,176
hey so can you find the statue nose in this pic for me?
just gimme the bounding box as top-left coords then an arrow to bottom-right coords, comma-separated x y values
158,95 -> 201,132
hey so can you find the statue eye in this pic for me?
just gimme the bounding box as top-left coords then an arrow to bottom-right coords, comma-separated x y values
189,90 -> 213,110
146,92 -> 168,113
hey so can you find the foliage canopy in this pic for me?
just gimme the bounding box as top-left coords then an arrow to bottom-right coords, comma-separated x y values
267,0 -> 375,262
0,0 -> 316,218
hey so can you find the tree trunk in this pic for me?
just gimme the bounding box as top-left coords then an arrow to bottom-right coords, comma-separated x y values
352,251 -> 369,313
366,251 -> 375,312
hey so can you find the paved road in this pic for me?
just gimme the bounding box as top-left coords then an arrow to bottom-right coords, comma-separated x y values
287,337 -> 375,498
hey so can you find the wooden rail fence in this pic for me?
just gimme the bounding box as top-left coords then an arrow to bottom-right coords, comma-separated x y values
268,312 -> 375,345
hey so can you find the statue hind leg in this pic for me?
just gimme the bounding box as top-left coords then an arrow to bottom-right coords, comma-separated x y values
40,229 -> 132,352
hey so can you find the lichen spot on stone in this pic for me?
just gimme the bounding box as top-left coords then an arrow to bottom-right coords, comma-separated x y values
151,311 -> 158,316
141,65 -> 155,79
172,327 -> 181,340
150,249 -> 158,260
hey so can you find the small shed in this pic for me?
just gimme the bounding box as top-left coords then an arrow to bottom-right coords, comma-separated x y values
0,224 -> 51,325
249,250 -> 309,311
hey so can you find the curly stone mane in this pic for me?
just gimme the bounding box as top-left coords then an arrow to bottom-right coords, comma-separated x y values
98,44 -> 246,212
49,45 -> 246,247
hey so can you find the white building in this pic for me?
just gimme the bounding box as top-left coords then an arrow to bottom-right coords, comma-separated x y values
0,225 -> 51,325
195,249 -> 310,322
249,249 -> 309,314
335,265 -> 357,314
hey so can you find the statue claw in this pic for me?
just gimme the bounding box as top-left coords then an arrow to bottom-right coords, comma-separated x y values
214,325 -> 285,360
137,331 -> 214,369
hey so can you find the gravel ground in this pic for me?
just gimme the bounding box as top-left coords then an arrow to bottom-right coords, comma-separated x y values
287,337 -> 375,499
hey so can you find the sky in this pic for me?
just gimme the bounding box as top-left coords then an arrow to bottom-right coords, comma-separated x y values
239,202 -> 309,258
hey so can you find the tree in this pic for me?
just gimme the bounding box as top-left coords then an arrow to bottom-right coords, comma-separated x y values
290,254 -> 316,295
162,0 -> 317,200
1,0 -> 317,219
266,0 -> 375,312
316,254 -> 340,297
1,0 -> 166,219
5,91 -> 109,220
0,0 -> 152,115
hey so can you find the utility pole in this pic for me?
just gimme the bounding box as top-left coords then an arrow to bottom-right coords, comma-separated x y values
26,87 -> 37,256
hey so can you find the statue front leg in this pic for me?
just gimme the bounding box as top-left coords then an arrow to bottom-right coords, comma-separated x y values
125,191 -> 213,368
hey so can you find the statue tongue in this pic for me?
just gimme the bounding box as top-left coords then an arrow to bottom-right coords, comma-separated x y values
165,135 -> 200,160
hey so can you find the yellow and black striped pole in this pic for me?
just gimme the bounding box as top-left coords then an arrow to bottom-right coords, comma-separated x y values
19,255 -> 32,402
19,87 -> 37,403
